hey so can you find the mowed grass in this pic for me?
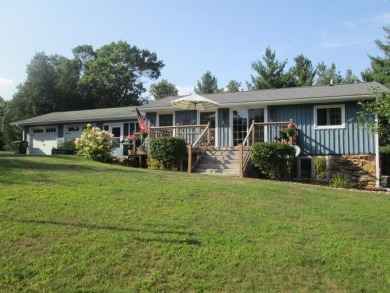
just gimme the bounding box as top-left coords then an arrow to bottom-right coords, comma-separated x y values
0,156 -> 389,292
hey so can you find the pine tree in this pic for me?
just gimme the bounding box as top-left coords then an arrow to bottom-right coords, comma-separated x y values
361,26 -> 390,88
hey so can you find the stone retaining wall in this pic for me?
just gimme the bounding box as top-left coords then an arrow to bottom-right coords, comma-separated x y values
327,155 -> 376,189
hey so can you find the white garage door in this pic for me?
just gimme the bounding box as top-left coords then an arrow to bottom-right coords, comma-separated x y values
29,126 -> 58,155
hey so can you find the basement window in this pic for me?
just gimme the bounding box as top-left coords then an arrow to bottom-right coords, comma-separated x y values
297,157 -> 313,179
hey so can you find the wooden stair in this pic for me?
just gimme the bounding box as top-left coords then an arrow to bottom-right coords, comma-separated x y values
193,147 -> 240,176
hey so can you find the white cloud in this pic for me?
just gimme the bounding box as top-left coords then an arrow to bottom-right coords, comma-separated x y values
176,85 -> 194,96
0,77 -> 14,100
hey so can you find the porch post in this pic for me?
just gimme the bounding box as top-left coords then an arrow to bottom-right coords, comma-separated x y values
251,120 -> 255,146
207,122 -> 211,145
188,144 -> 192,173
176,123 -> 179,138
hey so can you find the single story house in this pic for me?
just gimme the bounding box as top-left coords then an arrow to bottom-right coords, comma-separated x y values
11,81 -> 389,188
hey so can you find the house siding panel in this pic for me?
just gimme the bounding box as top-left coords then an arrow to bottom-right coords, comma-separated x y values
268,102 -> 375,155
58,124 -> 64,138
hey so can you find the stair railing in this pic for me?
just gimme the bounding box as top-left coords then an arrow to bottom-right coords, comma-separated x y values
240,120 -> 294,177
240,120 -> 256,177
188,123 -> 210,173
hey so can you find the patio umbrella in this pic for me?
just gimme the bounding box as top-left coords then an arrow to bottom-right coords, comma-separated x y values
170,95 -> 218,111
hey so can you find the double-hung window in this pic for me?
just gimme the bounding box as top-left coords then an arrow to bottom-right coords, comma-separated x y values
314,104 -> 345,129
159,114 -> 173,126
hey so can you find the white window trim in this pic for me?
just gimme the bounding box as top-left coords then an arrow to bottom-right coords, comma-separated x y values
314,104 -> 345,130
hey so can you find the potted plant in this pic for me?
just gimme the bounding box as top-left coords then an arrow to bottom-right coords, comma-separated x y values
122,134 -> 137,155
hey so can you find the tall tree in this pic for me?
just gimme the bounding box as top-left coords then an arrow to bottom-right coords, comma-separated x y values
226,80 -> 242,93
0,96 -> 4,149
10,52 -> 82,118
149,79 -> 178,100
248,47 -> 288,90
361,26 -> 390,88
357,88 -> 390,146
358,26 -> 390,147
315,62 -> 343,86
287,54 -> 316,87
343,69 -> 360,84
77,41 -> 164,108
194,71 -> 221,94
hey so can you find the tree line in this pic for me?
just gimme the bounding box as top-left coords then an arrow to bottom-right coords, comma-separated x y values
1,27 -> 389,150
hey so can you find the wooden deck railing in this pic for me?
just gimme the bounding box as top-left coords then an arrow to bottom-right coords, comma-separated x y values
188,123 -> 211,173
150,123 -> 211,173
150,123 -> 210,145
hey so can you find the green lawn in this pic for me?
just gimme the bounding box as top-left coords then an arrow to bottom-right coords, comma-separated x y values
0,156 -> 389,292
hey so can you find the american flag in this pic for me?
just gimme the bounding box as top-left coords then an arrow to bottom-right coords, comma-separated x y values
136,108 -> 150,132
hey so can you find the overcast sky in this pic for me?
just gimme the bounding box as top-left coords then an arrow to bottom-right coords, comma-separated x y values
1,0 -> 389,101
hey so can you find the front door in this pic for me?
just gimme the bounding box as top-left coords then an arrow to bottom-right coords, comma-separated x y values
232,109 -> 264,146
109,124 -> 122,157
200,112 -> 216,146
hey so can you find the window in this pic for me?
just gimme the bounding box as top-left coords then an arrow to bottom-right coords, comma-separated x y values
299,158 -> 313,178
33,129 -> 43,133
68,126 -> 80,132
314,104 -> 345,129
46,128 -> 57,133
200,112 -> 216,146
159,114 -> 173,126
200,112 -> 215,128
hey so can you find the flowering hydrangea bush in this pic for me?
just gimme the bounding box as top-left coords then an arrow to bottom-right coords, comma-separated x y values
75,124 -> 115,162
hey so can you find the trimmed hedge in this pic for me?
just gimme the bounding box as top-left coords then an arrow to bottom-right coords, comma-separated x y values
148,137 -> 187,170
250,142 -> 296,180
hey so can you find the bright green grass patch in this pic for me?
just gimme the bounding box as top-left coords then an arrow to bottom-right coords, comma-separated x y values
0,156 -> 389,292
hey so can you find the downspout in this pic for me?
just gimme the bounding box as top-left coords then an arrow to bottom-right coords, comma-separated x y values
375,115 -> 381,189
375,114 -> 389,191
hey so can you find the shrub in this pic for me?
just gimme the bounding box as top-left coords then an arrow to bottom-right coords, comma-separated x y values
250,142 -> 296,180
329,172 -> 357,189
57,139 -> 76,150
75,124 -> 114,162
146,156 -> 161,170
314,157 -> 327,180
148,137 -> 187,170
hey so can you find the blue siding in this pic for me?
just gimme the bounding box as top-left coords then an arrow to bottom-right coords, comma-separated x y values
268,102 -> 376,155
58,124 -> 64,138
